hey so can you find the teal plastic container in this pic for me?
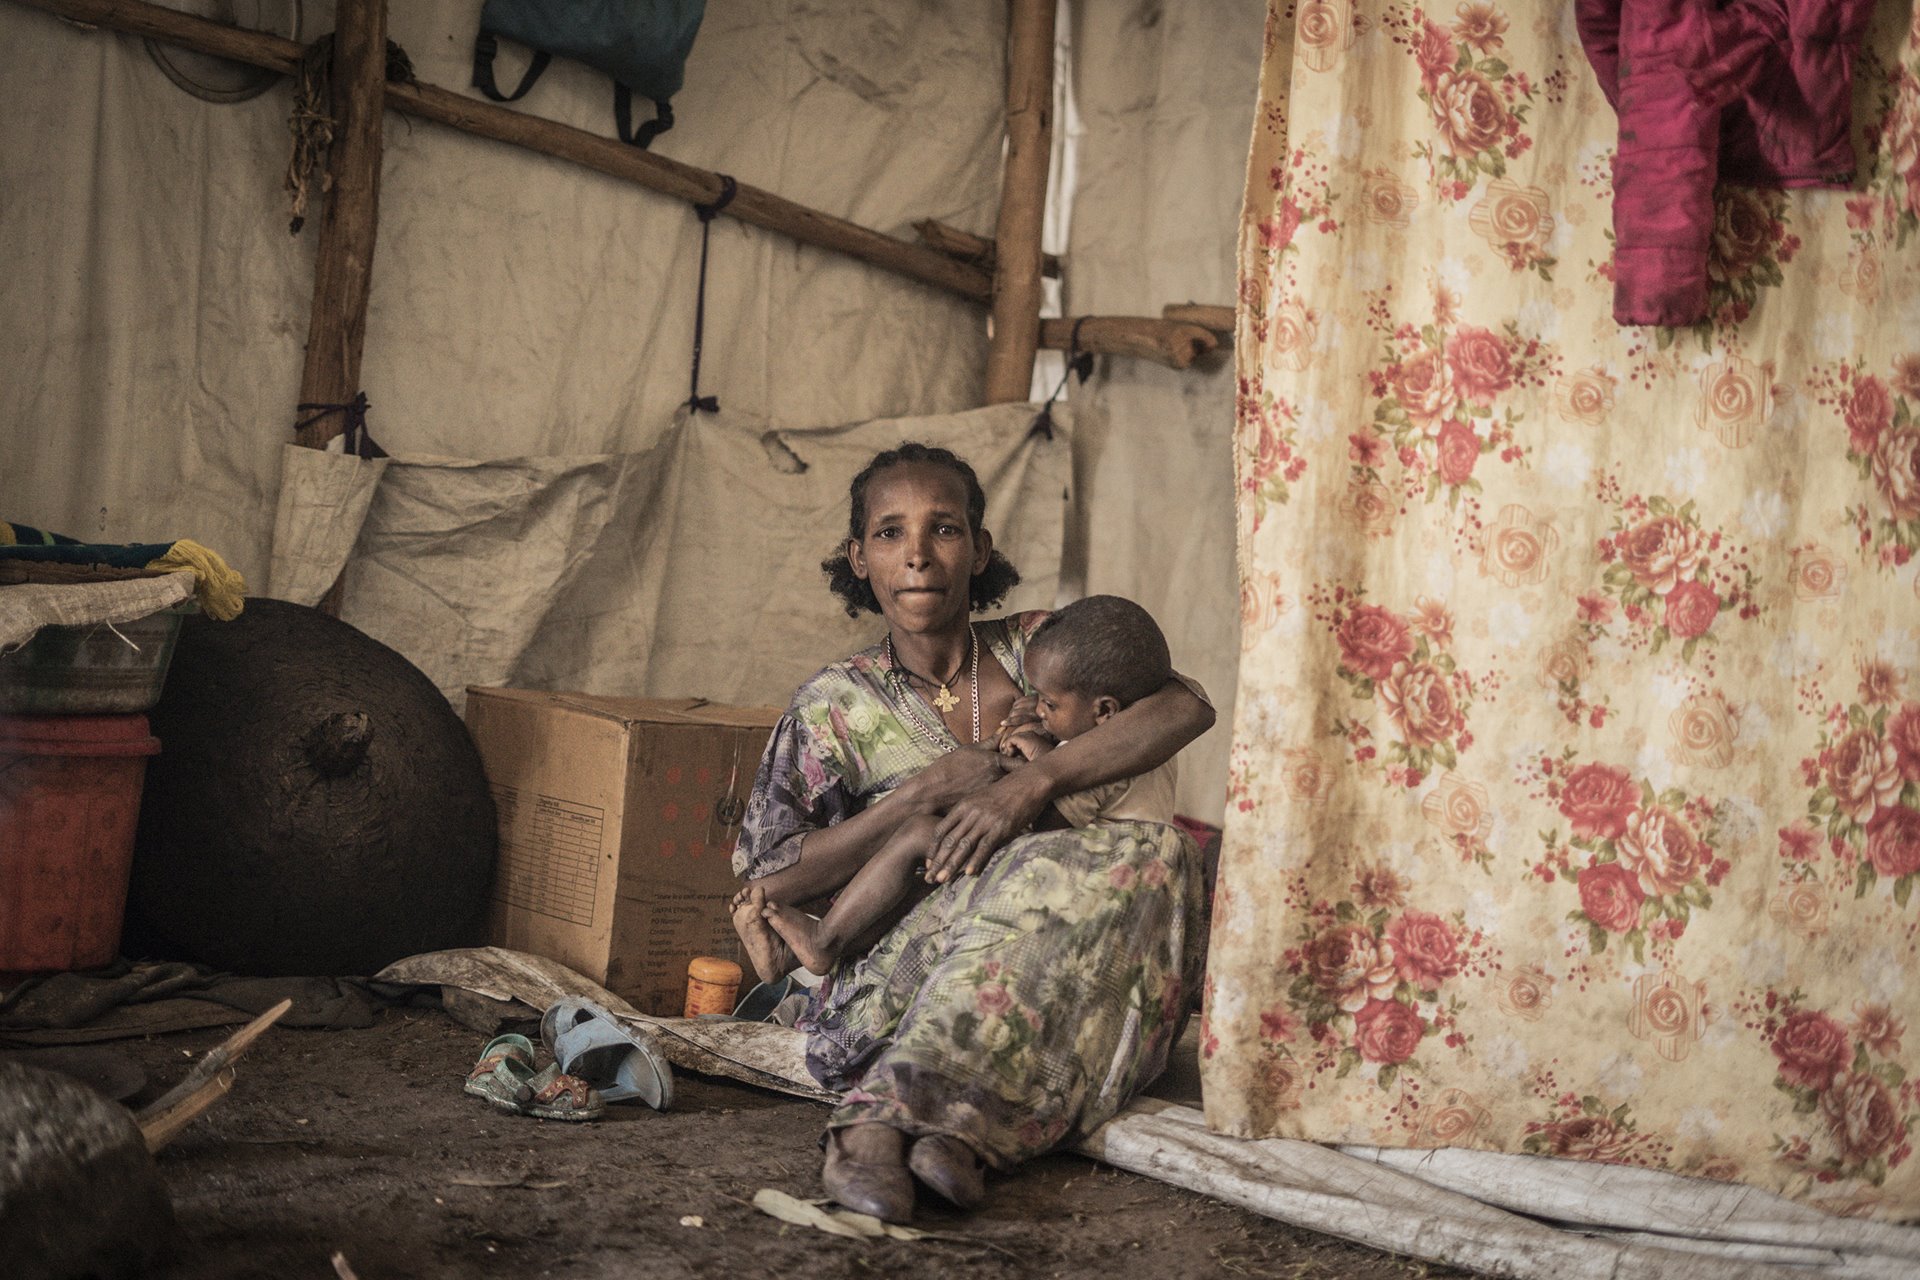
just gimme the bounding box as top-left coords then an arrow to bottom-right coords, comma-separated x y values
0,604 -> 193,715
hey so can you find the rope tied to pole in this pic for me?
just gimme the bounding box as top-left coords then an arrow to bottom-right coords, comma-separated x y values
294,392 -> 386,458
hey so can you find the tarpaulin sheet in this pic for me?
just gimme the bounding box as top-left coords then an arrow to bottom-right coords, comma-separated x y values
1058,0 -> 1263,821
268,404 -> 1069,710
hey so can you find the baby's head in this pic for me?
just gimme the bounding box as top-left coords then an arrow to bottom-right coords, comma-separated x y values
1023,596 -> 1172,741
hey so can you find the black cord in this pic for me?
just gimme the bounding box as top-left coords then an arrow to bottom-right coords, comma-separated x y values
686,175 -> 739,415
294,391 -> 385,458
1031,316 -> 1092,439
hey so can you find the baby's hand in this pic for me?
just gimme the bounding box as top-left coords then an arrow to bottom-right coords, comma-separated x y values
996,694 -> 1042,738
1000,727 -> 1055,762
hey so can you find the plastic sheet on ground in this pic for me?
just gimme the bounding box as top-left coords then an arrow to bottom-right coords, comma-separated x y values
373,947 -> 831,1102
1084,1102 -> 1920,1280
395,946 -> 1920,1278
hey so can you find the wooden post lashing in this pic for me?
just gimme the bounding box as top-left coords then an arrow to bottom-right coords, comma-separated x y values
983,0 -> 1055,405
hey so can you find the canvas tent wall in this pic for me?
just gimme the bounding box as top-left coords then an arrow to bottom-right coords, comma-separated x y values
0,0 -> 1246,822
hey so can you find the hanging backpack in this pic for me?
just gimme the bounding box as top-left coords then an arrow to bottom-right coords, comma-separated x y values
472,0 -> 706,149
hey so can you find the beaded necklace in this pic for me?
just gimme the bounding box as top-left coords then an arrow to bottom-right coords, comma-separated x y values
883,625 -> 980,747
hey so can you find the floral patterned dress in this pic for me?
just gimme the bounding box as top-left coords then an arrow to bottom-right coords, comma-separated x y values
734,612 -> 1203,1168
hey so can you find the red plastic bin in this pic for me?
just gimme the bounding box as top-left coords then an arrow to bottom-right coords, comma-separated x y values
0,714 -> 159,976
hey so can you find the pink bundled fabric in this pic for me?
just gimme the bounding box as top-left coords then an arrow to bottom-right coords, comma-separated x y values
1576,0 -> 1874,327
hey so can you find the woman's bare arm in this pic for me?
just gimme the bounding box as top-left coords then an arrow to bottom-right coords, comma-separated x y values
924,678 -> 1214,882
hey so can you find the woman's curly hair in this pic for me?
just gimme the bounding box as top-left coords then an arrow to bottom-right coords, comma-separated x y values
822,442 -> 1022,617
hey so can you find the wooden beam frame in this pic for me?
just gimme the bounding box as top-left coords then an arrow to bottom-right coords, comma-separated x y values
14,0 -> 1216,372
290,0 -> 385,613
17,0 -> 991,303
1161,303 -> 1235,334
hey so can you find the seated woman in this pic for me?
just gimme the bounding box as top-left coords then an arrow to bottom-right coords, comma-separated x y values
731,442 -> 1214,1223
760,593 -> 1185,978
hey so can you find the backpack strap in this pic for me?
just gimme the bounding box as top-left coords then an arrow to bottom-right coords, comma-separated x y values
614,83 -> 675,149
472,29 -> 551,102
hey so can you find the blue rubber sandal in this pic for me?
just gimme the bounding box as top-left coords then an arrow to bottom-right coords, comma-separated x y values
540,999 -> 674,1110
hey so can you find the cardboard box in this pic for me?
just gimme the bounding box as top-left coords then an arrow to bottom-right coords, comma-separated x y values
464,688 -> 778,1016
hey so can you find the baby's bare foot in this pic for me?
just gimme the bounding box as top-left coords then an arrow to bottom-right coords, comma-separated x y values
764,901 -> 836,976
731,884 -> 796,984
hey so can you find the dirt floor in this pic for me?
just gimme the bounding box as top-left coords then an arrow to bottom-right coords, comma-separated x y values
82,1007 -> 1483,1279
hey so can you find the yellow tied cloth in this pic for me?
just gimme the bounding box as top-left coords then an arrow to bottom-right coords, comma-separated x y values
143,539 -> 246,621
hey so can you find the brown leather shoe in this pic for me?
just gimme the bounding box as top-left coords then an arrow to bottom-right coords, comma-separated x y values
822,1129 -> 915,1223
907,1133 -> 987,1210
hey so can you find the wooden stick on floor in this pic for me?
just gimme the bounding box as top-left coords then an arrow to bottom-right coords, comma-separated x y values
135,998 -> 293,1153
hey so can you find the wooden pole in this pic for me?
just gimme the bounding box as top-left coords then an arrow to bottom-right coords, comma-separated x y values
982,0 -> 1055,404
294,0 -> 384,453
1040,317 -> 1219,370
1160,303 -> 1236,334
281,0 -> 385,615
913,218 -> 1061,280
387,77 -> 996,304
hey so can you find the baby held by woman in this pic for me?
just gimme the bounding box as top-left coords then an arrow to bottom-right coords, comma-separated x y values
761,594 -> 1180,974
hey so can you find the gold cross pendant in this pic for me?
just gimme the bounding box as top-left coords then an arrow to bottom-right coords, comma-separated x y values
931,684 -> 959,713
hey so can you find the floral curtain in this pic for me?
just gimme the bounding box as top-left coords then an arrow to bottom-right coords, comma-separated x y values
1206,0 -> 1920,1221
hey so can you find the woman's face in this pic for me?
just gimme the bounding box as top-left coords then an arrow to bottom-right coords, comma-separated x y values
848,462 -> 990,635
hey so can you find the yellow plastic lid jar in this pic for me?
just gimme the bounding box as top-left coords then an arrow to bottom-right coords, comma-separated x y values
684,956 -> 743,1018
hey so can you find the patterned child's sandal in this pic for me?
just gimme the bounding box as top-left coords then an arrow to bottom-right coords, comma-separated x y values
463,1033 -> 605,1121
464,1033 -> 537,1109
518,1062 -> 606,1121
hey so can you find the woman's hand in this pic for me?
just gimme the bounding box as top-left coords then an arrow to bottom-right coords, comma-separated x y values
897,745 -> 1007,813
925,766 -> 1052,883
